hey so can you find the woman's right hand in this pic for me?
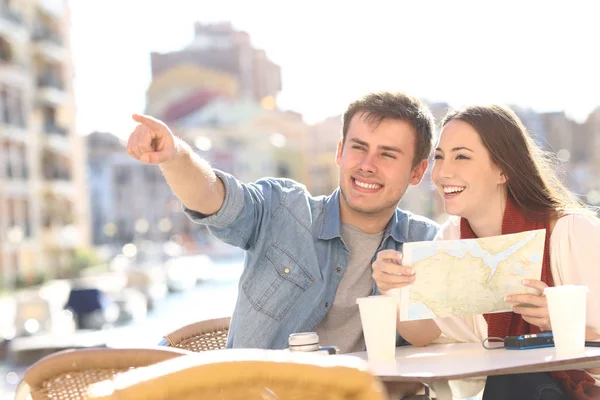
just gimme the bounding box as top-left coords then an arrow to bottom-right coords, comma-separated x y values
372,249 -> 416,293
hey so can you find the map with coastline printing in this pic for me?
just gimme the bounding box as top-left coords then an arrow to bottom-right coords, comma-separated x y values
396,229 -> 546,321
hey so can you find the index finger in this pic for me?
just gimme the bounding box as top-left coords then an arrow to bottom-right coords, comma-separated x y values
132,113 -> 164,130
506,293 -> 546,307
522,279 -> 548,292
376,250 -> 402,262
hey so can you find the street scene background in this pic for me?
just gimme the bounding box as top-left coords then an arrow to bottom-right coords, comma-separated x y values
1,1 -> 600,398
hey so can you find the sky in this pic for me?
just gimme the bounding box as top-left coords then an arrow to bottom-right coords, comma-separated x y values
68,0 -> 600,138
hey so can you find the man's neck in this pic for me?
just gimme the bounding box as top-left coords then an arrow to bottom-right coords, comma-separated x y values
338,200 -> 393,234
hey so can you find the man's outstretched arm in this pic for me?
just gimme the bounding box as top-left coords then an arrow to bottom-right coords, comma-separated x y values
126,113 -> 224,215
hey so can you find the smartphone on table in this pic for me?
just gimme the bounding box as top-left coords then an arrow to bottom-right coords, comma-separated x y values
504,332 -> 554,350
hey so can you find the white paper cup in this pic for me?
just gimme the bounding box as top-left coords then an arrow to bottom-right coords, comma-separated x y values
356,295 -> 397,362
544,285 -> 589,358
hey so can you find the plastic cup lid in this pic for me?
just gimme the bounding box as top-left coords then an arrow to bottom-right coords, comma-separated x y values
544,285 -> 589,294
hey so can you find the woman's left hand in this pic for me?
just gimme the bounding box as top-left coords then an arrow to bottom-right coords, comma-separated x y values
505,279 -> 552,332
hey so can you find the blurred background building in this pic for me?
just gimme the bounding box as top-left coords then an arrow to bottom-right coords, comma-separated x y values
1,11 -> 599,290
86,131 -> 204,255
1,6 -> 600,396
148,21 -> 281,107
0,0 -> 89,290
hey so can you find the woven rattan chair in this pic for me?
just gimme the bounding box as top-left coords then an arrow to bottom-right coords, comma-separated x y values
14,347 -> 192,400
87,348 -> 389,400
158,316 -> 230,352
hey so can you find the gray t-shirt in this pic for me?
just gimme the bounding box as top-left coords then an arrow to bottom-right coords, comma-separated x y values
315,223 -> 384,353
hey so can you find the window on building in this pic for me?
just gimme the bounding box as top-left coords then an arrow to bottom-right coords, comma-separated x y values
2,141 -> 10,178
12,89 -> 24,127
43,211 -> 52,227
1,86 -> 9,124
43,106 -> 56,129
23,199 -> 31,237
17,145 -> 26,179
0,37 -> 11,62
0,85 -> 25,128
6,199 -> 15,227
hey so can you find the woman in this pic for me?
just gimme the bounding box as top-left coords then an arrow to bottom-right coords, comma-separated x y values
373,105 -> 600,400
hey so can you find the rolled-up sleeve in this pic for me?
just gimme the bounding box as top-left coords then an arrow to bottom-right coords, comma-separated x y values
182,169 -> 245,229
182,169 -> 291,250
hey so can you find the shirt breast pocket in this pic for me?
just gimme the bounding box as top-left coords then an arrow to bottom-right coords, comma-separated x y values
242,242 -> 315,321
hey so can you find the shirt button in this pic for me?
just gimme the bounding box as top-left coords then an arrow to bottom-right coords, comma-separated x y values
324,302 -> 329,308
284,267 -> 290,274
336,267 -> 341,273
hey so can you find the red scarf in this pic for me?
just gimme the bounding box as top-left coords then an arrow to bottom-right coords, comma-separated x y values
460,196 -> 597,400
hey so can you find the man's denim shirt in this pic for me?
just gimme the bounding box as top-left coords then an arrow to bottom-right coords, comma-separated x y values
184,170 -> 439,350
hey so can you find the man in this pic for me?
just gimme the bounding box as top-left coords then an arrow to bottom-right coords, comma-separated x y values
126,91 -> 439,352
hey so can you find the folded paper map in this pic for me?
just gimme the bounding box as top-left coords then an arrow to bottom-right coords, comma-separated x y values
396,229 -> 545,321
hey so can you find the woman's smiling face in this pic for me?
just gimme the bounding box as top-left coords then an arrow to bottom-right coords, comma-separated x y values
432,119 -> 506,218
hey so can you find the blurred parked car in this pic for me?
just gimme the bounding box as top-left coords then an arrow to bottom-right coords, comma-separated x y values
111,288 -> 148,325
126,265 -> 167,311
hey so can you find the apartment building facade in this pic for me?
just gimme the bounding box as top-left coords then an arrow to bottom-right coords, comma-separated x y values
0,0 -> 89,289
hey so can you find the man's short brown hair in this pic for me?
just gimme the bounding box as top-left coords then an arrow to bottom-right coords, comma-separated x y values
342,92 -> 435,166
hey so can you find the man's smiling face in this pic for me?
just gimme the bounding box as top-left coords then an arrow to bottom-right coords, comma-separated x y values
336,112 -> 428,223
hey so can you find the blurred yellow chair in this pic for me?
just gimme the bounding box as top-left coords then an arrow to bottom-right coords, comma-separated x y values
14,347 -> 191,400
87,348 -> 389,400
158,316 -> 230,352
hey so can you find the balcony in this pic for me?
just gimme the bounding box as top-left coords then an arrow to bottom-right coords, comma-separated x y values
44,122 -> 71,153
0,121 -> 28,143
32,25 -> 67,62
0,4 -> 27,41
0,39 -> 28,86
37,73 -> 67,105
44,122 -> 68,136
1,174 -> 29,199
42,159 -> 75,197
0,54 -> 27,72
43,179 -> 75,198
43,166 -> 71,181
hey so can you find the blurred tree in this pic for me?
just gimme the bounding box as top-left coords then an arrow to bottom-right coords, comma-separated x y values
70,247 -> 103,276
14,271 -> 47,289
